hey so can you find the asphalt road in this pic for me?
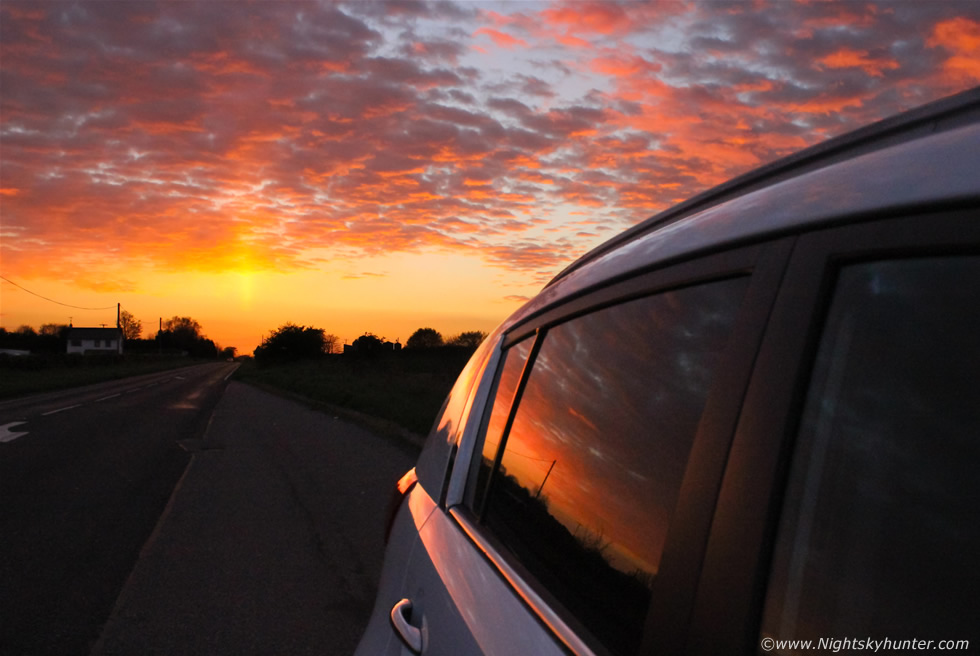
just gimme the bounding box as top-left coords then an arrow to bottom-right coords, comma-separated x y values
0,362 -> 238,655
92,381 -> 418,656
1,365 -> 419,656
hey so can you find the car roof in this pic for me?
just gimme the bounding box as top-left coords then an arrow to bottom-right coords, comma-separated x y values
503,86 -> 980,331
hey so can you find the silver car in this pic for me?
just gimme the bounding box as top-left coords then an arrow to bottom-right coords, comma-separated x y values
355,87 -> 980,656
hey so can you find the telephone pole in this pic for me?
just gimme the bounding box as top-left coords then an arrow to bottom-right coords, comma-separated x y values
535,460 -> 557,499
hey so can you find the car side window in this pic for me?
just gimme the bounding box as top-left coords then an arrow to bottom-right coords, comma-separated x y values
761,256 -> 980,650
472,276 -> 750,656
465,337 -> 533,513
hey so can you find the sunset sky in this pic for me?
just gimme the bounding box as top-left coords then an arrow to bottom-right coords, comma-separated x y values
2,1 -> 979,354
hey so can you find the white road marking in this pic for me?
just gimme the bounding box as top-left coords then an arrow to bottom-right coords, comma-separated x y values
223,365 -> 240,381
0,422 -> 29,443
95,394 -> 121,402
41,404 -> 81,416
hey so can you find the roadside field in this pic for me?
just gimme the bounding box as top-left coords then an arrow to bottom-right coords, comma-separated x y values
0,354 -> 205,399
235,349 -> 473,437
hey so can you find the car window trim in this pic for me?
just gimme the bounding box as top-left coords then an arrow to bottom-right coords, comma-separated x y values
643,237 -> 795,655
443,333 -> 505,508
502,247 -> 764,350
475,329 -> 546,522
685,209 -> 980,655
450,506 -> 602,656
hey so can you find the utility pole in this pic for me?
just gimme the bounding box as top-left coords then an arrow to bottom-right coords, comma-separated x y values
535,460 -> 557,499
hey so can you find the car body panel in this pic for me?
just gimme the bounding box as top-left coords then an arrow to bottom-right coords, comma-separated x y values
355,487 -> 434,656
406,500 -> 571,656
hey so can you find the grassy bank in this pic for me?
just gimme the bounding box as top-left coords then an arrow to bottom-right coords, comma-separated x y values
235,349 -> 473,437
0,354 -> 205,399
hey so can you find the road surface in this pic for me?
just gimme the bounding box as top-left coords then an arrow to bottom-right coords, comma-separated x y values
92,380 -> 419,656
0,362 -> 237,655
1,365 -> 419,655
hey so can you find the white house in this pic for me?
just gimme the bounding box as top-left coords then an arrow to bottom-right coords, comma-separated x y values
67,327 -> 123,355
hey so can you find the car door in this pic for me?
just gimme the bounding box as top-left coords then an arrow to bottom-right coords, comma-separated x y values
686,209 -> 980,654
355,334 -> 500,656
386,243 -> 791,656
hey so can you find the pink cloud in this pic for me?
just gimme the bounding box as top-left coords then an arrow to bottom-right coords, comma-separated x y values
818,48 -> 900,77
929,17 -> 980,83
473,27 -> 528,49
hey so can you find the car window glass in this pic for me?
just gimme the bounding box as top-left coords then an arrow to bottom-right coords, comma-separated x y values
483,276 -> 749,655
761,256 -> 980,651
465,338 -> 533,512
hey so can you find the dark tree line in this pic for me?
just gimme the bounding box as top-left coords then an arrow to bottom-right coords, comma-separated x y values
253,323 -> 488,365
405,328 -> 487,350
0,325 -> 71,353
153,316 -> 217,358
253,324 -> 335,363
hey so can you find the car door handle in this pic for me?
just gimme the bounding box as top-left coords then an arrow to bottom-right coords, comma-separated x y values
390,598 -> 425,654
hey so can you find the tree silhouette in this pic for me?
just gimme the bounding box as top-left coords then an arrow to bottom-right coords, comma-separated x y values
351,332 -> 386,354
119,310 -> 142,339
0,324 -> 68,353
39,323 -> 68,336
156,315 -> 211,355
254,323 -> 327,363
447,331 -> 488,349
406,327 -> 443,349
160,316 -> 201,350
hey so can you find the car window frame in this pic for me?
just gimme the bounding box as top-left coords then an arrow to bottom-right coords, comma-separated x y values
685,208 -> 980,656
446,239 -> 795,656
415,326 -> 502,506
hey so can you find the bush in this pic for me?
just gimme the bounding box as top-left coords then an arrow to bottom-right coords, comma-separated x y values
255,323 -> 327,364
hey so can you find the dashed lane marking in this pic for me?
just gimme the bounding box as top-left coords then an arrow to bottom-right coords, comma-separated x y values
41,405 -> 81,416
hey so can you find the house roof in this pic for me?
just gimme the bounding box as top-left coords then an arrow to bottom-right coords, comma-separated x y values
68,327 -> 122,339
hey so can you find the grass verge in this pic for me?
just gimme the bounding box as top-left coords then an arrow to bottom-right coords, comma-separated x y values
234,349 -> 472,438
0,354 -> 205,400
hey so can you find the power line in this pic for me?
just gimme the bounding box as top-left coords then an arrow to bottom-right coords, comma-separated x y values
506,448 -> 555,463
0,275 -> 117,311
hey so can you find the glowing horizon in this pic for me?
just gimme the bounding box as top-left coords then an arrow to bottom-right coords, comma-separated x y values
2,1 -> 978,354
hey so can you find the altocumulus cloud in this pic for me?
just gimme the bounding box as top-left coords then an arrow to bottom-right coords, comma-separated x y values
1,0 -> 978,288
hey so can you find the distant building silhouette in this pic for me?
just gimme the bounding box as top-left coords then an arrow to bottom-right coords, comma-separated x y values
67,327 -> 123,355
343,336 -> 401,354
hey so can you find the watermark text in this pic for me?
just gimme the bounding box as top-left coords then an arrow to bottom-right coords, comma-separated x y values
760,637 -> 970,652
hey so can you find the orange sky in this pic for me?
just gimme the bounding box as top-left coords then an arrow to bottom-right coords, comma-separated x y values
2,0 -> 978,354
